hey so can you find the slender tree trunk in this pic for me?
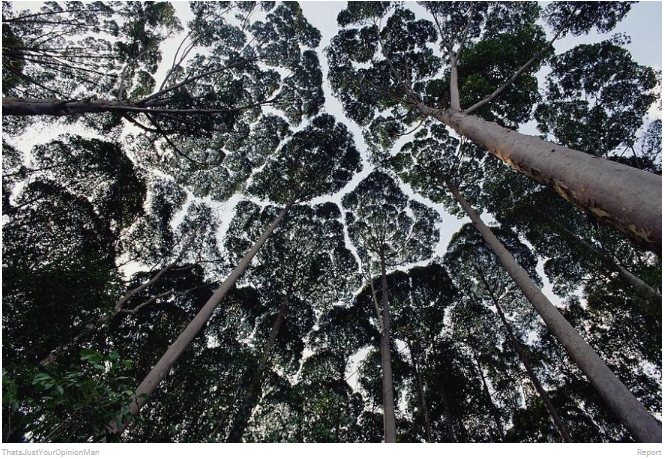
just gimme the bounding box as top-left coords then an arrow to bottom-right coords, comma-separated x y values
379,251 -> 397,443
105,199 -> 295,438
3,98 -> 135,116
553,221 -> 661,300
477,271 -> 573,442
449,63 -> 461,111
447,181 -> 661,443
40,238 -> 196,367
227,293 -> 289,442
416,103 -> 662,255
406,340 -> 432,442
465,330 -> 505,442
496,300 -> 573,442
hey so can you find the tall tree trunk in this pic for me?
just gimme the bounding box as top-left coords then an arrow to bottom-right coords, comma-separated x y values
449,64 -> 461,111
416,103 -> 662,255
105,199 -> 295,438
497,300 -> 573,442
379,251 -> 397,443
464,326 -> 505,442
446,181 -> 661,443
477,270 -> 573,442
3,98 -> 138,116
226,293 -> 289,442
406,340 -> 432,442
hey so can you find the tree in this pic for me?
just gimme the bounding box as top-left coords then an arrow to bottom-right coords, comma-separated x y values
327,1 -> 661,253
109,113 -> 361,437
535,39 -> 658,158
390,121 -> 660,441
447,183 -> 660,442
222,201 -> 359,442
445,223 -> 572,442
3,1 -> 661,444
384,263 -> 458,442
343,170 -> 439,442
2,2 -> 182,101
3,1 -> 324,149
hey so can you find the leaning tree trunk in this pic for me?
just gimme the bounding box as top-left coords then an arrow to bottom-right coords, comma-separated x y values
105,199 -> 295,438
446,180 -> 662,443
379,251 -> 397,443
464,323 -> 505,443
226,293 -> 289,442
478,272 -> 573,442
495,299 -> 573,442
416,102 -> 662,255
554,220 -> 661,300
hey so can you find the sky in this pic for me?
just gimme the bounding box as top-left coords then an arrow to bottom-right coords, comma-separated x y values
9,0 -> 663,315
144,1 -> 665,390
4,1 -> 663,450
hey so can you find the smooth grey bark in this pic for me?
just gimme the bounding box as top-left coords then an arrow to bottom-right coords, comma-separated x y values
380,252 -> 397,443
447,181 -> 661,443
106,200 -> 295,437
449,65 -> 461,111
2,57 -> 256,117
476,270 -> 573,442
416,104 -> 662,255
2,97 -> 265,117
3,98 -> 137,116
226,293 -> 289,442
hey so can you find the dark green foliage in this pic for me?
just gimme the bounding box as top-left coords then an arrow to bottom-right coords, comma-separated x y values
543,2 -> 635,37
248,114 -> 361,203
343,170 -> 439,270
5,350 -> 135,443
457,25 -> 548,126
2,0 -> 661,445
536,41 -> 658,156
3,180 -> 122,365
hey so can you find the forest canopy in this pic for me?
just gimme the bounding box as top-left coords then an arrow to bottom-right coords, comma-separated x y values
1,1 -> 662,444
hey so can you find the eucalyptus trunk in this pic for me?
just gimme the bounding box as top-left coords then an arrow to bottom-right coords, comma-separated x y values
380,251 -> 397,443
447,180 -> 661,443
416,103 -> 662,255
3,98 -> 142,116
227,293 -> 289,442
105,200 -> 295,438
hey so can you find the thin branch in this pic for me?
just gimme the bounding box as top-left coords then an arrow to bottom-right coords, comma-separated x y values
454,4 -> 477,64
145,113 -> 224,167
136,57 -> 254,106
464,5 -> 578,115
